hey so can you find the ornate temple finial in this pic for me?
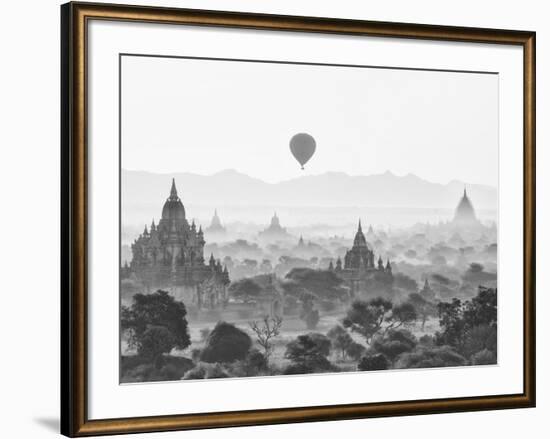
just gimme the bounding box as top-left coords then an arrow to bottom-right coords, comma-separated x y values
170,178 -> 178,199
358,219 -> 362,232
198,225 -> 203,234
151,219 -> 156,231
464,187 -> 467,197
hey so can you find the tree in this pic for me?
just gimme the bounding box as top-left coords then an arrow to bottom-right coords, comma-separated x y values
228,348 -> 269,377
346,342 -> 367,361
200,322 -> 252,363
343,298 -> 392,344
394,345 -> 466,369
285,268 -> 347,302
407,292 -> 437,330
284,333 -> 333,373
468,262 -> 484,273
300,297 -> 320,329
463,286 -> 497,329
436,298 -> 466,350
182,362 -> 230,380
121,290 -> 190,359
249,315 -> 283,364
372,329 -> 417,365
471,349 -> 496,365
436,287 -> 497,356
228,278 -> 262,303
343,298 -> 416,344
463,324 -> 497,359
138,325 -> 176,361
384,302 -> 417,334
327,325 -> 354,360
357,354 -> 389,371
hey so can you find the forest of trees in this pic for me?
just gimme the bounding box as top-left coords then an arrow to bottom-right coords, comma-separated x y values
120,284 -> 497,382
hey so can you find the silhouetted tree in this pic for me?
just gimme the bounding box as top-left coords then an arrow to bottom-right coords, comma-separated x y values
408,292 -> 437,330
327,325 -> 354,360
138,325 -> 176,361
343,298 -> 392,344
357,354 -> 389,371
249,315 -> 283,364
285,268 -> 347,302
346,342 -> 367,361
284,333 -> 333,373
471,349 -> 496,365
343,298 -> 417,344
436,298 -> 466,350
384,302 -> 417,334
300,297 -> 320,330
200,322 -> 251,363
229,278 -> 261,303
395,346 -> 466,369
436,287 -> 497,357
121,290 -> 190,359
372,329 -> 417,365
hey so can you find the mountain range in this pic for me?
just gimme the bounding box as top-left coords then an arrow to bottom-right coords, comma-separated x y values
122,169 -> 497,210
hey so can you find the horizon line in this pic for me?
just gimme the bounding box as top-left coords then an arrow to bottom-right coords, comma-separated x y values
121,167 -> 498,190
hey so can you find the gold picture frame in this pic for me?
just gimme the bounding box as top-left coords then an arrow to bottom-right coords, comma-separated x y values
61,2 -> 535,436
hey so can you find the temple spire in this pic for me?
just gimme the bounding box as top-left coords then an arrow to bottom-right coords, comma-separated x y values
358,219 -> 362,232
170,178 -> 178,199
464,187 -> 467,198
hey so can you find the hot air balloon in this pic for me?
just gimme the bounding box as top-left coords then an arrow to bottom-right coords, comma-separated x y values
289,133 -> 316,170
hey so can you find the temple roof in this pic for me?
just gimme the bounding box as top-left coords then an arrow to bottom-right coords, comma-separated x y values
161,178 -> 186,221
453,188 -> 477,224
352,219 -> 368,248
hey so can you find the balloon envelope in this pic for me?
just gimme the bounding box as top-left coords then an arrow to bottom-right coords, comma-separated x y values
289,133 -> 316,169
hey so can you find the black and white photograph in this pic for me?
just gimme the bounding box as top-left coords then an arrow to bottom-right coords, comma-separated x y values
1,0 -> 542,438
120,55 -> 499,383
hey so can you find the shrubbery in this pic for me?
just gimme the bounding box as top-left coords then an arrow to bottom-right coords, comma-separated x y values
284,333 -> 336,374
394,345 -> 466,369
200,321 -> 252,363
121,355 -> 194,383
357,354 -> 389,371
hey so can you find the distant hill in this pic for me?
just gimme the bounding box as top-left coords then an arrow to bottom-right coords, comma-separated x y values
122,169 -> 497,210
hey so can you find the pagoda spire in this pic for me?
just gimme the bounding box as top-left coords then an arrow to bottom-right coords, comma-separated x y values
169,178 -> 178,200
358,219 -> 362,232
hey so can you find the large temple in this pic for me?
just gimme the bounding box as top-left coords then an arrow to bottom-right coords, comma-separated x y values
258,212 -> 292,241
452,188 -> 480,226
205,209 -> 226,235
330,220 -> 393,296
128,179 -> 229,309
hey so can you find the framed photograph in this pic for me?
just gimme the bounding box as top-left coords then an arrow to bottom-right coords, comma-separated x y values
61,2 -> 535,436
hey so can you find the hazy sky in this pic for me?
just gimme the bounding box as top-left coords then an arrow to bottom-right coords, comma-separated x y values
121,55 -> 498,186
